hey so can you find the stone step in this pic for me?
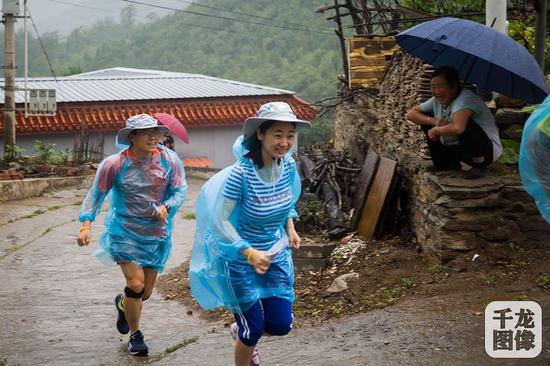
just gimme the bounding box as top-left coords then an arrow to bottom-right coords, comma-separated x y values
293,242 -> 337,259
293,258 -> 328,272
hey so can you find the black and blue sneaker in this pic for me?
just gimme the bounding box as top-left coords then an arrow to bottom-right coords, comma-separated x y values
128,330 -> 149,356
114,293 -> 129,335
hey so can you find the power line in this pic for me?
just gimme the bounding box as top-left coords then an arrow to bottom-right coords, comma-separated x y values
121,0 -> 333,35
44,0 -> 245,34
169,0 -> 332,33
45,0 -> 112,13
28,9 -> 59,82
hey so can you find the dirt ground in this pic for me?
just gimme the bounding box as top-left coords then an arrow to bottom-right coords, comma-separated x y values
157,234 -> 550,329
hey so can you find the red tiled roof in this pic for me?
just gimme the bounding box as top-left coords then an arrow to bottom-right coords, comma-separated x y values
0,95 -> 318,135
182,157 -> 214,168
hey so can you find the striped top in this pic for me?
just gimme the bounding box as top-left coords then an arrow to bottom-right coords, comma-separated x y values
223,157 -> 297,250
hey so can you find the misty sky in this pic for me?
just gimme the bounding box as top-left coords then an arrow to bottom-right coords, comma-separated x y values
12,0 -> 179,35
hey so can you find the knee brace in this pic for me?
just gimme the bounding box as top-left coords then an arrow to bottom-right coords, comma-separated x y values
264,319 -> 292,336
124,286 -> 144,299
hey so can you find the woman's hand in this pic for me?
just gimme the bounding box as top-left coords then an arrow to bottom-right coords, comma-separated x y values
246,249 -> 271,275
286,218 -> 301,249
428,126 -> 440,141
77,227 -> 90,246
156,204 -> 169,222
287,228 -> 301,249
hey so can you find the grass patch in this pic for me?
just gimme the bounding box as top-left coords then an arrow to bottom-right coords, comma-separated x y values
536,274 -> 550,289
514,294 -> 529,301
47,205 -> 63,211
427,264 -> 446,274
182,212 -> 196,220
21,209 -> 45,219
147,336 -> 199,363
401,277 -> 416,289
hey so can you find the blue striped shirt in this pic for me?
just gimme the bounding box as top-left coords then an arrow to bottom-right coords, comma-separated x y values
223,158 -> 296,250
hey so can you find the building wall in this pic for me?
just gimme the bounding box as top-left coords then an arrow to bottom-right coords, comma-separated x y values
174,125 -> 242,169
0,125 -> 242,169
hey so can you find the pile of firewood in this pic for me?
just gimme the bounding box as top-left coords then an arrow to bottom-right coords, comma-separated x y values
297,145 -> 361,238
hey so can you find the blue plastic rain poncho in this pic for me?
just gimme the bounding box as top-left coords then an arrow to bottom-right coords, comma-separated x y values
519,95 -> 550,223
189,136 -> 301,313
79,145 -> 187,272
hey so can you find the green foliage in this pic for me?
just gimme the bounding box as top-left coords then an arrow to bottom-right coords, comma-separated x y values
4,144 -> 26,161
33,140 -> 71,165
299,114 -> 335,148
63,66 -> 82,76
182,212 -> 196,220
521,104 -> 540,114
509,19 -> 550,73
536,274 -> 550,289
499,138 -> 521,165
295,194 -> 329,234
0,0 -> 341,148
400,0 -> 485,15
4,0 -> 339,107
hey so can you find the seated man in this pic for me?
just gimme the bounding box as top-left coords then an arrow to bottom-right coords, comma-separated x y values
406,67 -> 502,179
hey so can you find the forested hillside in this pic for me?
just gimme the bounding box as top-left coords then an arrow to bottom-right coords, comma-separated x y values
6,0 -> 341,104
0,0 -> 342,144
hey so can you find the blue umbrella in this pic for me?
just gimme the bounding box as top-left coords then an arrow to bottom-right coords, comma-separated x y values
396,17 -> 549,103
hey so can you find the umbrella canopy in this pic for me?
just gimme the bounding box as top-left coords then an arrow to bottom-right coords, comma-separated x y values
396,17 -> 549,103
153,113 -> 189,144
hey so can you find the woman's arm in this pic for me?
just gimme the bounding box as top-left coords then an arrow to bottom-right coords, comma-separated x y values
406,105 -> 438,126
162,152 -> 188,214
79,156 -> 119,223
428,109 -> 472,140
215,197 -> 271,274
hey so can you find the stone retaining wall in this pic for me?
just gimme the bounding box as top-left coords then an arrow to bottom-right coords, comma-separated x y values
0,175 -> 95,202
335,51 -> 550,262
0,168 -> 218,203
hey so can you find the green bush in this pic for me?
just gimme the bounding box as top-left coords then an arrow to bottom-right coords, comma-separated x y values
498,139 -> 521,165
34,140 -> 71,165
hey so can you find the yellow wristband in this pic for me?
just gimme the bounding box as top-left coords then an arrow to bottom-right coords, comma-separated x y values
80,226 -> 90,232
246,249 -> 256,263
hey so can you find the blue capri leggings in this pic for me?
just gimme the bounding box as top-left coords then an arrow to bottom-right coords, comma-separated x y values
233,297 -> 293,347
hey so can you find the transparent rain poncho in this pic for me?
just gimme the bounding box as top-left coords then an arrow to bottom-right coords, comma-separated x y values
519,95 -> 550,223
189,136 -> 301,313
79,146 -> 187,272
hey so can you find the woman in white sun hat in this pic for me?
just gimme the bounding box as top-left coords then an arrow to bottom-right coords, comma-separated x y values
190,101 -> 310,366
77,113 -> 187,356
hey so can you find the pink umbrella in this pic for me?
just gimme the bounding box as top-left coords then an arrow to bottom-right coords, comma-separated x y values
153,113 -> 189,144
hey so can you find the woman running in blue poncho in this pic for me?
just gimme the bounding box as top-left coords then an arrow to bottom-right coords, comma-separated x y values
76,114 -> 187,356
520,95 -> 550,223
190,102 -> 310,366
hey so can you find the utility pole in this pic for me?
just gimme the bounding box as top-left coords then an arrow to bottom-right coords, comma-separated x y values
2,1 -> 19,162
533,0 -> 547,71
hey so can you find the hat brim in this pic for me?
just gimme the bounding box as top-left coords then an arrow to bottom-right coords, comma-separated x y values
243,116 -> 311,139
116,125 -> 171,146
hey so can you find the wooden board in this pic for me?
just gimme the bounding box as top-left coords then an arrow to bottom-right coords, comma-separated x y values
357,157 -> 397,240
350,149 -> 379,230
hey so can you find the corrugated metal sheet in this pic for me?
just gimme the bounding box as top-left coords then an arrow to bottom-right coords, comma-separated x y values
0,67 -> 294,103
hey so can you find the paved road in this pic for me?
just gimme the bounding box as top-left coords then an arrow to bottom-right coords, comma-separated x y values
0,178 -> 548,366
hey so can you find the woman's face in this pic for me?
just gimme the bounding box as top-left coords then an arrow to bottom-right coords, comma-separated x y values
257,122 -> 296,160
129,128 -> 161,153
431,75 -> 459,106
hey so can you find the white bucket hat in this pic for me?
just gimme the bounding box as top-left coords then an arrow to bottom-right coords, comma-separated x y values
243,102 -> 311,139
116,114 -> 170,146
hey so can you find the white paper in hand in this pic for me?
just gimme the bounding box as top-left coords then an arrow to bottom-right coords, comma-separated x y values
266,236 -> 289,258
